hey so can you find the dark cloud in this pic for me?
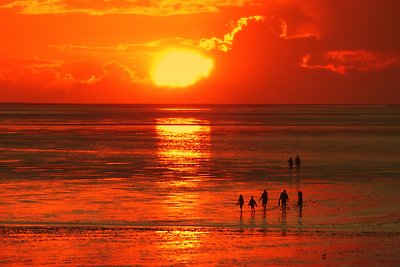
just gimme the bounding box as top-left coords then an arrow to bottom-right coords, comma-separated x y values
200,4 -> 400,104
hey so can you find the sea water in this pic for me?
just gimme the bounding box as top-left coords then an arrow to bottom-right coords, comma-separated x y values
0,104 -> 399,265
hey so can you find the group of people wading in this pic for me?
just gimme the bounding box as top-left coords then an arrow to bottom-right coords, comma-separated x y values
236,190 -> 303,214
236,156 -> 304,215
288,155 -> 301,170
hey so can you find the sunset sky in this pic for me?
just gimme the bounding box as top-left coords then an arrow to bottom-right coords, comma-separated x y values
1,0 -> 399,104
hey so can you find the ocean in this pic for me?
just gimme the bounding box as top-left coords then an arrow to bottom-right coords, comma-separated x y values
1,104 -> 399,265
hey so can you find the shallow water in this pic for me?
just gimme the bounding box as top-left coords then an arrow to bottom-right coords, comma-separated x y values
1,226 -> 399,266
0,104 -> 399,265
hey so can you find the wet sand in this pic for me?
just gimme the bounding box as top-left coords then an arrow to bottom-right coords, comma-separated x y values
1,225 -> 399,266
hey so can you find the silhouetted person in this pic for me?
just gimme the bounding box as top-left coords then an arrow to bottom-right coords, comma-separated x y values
288,157 -> 293,169
295,155 -> 301,169
297,190 -> 303,213
237,194 -> 244,212
278,189 -> 289,211
259,190 -> 268,211
248,196 -> 257,212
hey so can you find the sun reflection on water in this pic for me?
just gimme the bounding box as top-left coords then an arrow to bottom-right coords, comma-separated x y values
155,117 -> 211,257
156,229 -> 206,249
155,117 -> 211,211
156,229 -> 207,263
156,117 -> 211,176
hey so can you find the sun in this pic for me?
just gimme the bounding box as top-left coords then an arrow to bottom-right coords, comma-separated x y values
151,49 -> 214,87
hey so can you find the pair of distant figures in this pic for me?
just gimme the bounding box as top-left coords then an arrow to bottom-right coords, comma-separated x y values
288,155 -> 302,169
236,190 -> 303,213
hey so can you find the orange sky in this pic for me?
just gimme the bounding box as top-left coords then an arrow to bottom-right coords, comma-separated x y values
0,0 -> 399,104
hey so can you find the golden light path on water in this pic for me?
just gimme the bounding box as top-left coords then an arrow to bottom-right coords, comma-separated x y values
156,117 -> 211,179
155,117 -> 211,255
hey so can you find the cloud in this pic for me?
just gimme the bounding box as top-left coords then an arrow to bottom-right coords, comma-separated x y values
199,16 -> 267,52
98,60 -> 143,84
0,56 -> 63,81
0,55 -> 153,103
280,1 -> 400,50
300,54 -> 345,74
301,50 -> 400,74
198,15 -> 312,53
50,38 -> 195,55
0,0 -> 258,16
0,56 -> 144,91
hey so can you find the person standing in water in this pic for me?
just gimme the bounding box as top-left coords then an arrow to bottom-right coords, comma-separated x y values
297,191 -> 303,213
295,155 -> 301,169
288,157 -> 293,169
259,190 -> 268,211
278,189 -> 289,211
248,196 -> 257,212
237,194 -> 244,212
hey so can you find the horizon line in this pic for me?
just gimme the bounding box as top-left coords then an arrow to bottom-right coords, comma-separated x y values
0,102 -> 398,106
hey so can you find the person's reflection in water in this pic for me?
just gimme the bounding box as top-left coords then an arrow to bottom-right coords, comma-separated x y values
261,209 -> 267,231
297,210 -> 303,225
280,211 -> 287,236
250,211 -> 255,227
297,190 -> 303,217
237,208 -> 244,233
297,201 -> 303,234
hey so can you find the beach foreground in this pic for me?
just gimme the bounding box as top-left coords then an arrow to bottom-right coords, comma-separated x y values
1,224 -> 399,266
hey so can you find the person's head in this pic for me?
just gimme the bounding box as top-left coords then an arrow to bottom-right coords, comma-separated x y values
251,196 -> 254,199
283,189 -> 286,193
264,190 -> 267,193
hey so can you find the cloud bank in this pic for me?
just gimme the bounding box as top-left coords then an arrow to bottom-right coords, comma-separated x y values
0,0 -> 257,16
